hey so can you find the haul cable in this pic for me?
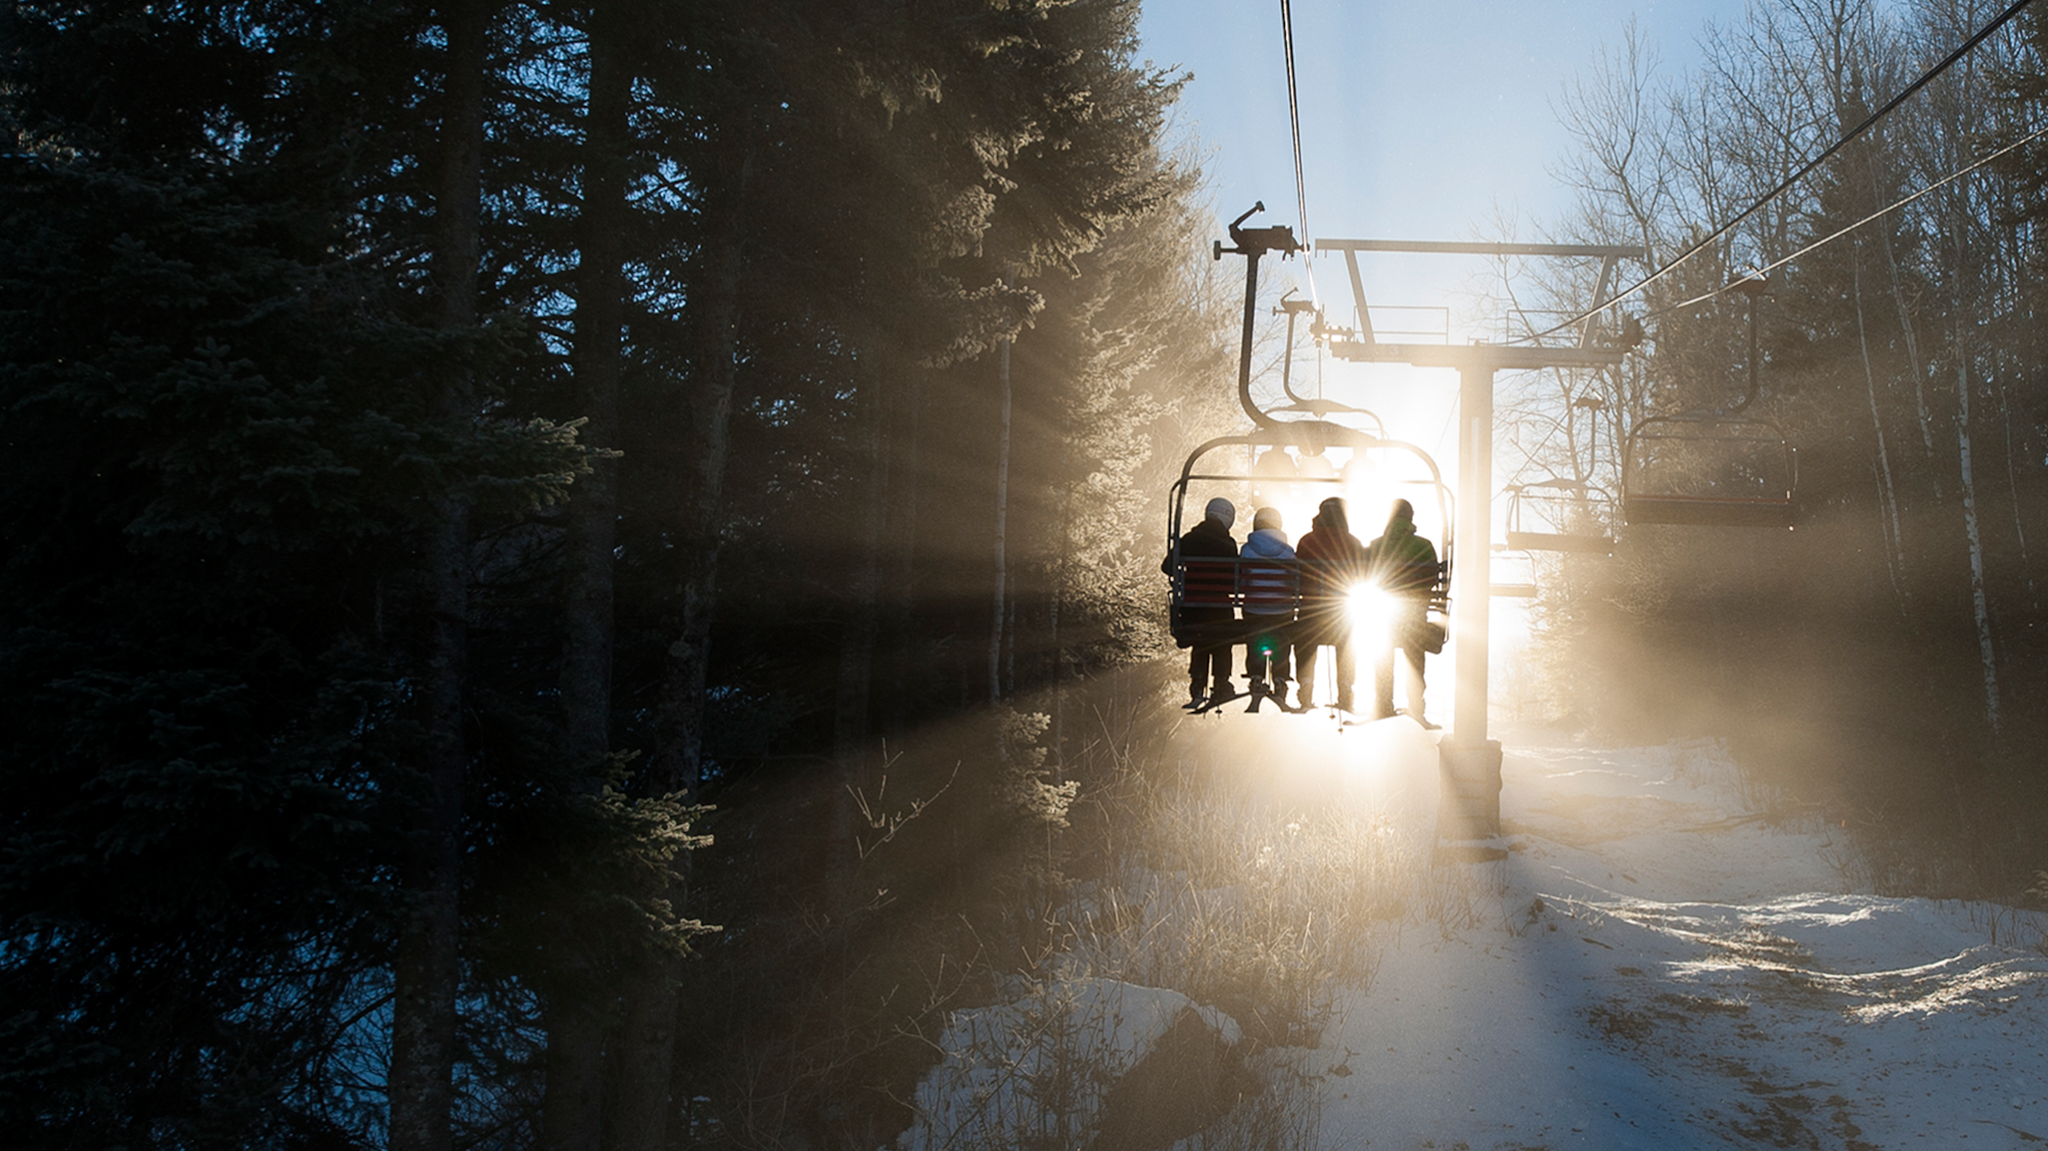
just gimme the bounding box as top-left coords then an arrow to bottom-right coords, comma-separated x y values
1524,0 -> 2039,344
1280,0 -> 1321,308
1649,120 -> 2048,318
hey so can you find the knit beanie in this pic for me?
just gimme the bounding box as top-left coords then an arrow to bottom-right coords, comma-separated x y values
1204,497 -> 1236,529
1253,506 -> 1283,532
1318,496 -> 1349,534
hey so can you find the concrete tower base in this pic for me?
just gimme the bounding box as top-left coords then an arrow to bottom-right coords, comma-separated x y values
1435,738 -> 1505,863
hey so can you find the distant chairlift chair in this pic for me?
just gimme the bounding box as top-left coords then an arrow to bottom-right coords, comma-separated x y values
1504,478 -> 1617,554
1621,413 -> 1797,528
1620,273 -> 1798,529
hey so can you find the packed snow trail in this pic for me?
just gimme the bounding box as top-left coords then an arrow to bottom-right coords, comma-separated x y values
1294,720 -> 2048,1150
899,698 -> 2048,1151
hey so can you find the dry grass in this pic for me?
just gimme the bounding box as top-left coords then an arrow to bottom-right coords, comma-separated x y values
901,666 -> 1465,1149
1064,785 -> 1404,1048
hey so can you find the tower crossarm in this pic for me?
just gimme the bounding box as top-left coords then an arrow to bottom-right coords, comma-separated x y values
1316,239 -> 1647,357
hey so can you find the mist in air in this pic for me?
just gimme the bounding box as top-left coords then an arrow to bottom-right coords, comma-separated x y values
4,1 -> 2046,1148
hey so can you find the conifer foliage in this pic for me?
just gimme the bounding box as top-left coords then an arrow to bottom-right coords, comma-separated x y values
1,0 -> 1216,1146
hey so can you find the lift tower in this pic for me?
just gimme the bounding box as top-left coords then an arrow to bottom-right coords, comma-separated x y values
1317,239 -> 1645,854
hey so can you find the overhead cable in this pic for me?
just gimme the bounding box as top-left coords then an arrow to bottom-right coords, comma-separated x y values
1651,120 -> 2048,318
1279,0 -> 1320,307
1525,0 -> 2038,343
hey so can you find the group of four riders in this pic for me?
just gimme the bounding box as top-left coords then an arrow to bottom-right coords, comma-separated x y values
1165,495 -> 1440,727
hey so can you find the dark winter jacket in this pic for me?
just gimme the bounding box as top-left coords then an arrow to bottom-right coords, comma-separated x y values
1295,515 -> 1368,601
1165,516 -> 1239,628
1295,512 -> 1368,644
1365,517 -> 1439,599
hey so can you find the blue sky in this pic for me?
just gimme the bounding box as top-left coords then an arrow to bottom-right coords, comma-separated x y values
1138,0 -> 1747,248
1135,0 -> 1750,461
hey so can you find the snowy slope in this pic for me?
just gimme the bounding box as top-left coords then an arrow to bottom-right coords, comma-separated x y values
897,709 -> 2048,1150
1309,722 -> 2048,1151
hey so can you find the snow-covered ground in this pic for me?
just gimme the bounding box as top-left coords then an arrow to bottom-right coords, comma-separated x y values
904,707 -> 2048,1150
1309,719 -> 2048,1150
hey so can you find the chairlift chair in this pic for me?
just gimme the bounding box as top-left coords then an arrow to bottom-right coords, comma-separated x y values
1620,273 -> 1798,529
1169,206 -> 1453,694
1488,544 -> 1539,599
1504,478 -> 1617,554
1265,290 -> 1387,429
1165,423 -> 1454,652
1621,413 -> 1798,528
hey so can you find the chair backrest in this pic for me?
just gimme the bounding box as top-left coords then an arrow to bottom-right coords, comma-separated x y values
1180,559 -> 1238,606
1239,557 -> 1298,608
1172,557 -> 1321,612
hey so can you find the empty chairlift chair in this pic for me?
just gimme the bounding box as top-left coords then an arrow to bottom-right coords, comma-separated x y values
1621,413 -> 1797,528
1504,478 -> 1616,553
1621,272 -> 1798,529
1488,544 -> 1539,599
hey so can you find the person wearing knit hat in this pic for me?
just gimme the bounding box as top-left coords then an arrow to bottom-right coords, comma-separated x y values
1162,496 -> 1242,708
1364,498 -> 1441,727
1294,496 -> 1368,713
1238,506 -> 1299,708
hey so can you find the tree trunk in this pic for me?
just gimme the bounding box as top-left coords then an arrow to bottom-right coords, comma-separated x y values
542,3 -> 629,1146
1992,353 -> 2035,606
827,364 -> 889,924
558,0 -> 627,846
1047,586 -> 1062,771
612,963 -> 678,1151
882,365 -> 925,736
541,1009 -> 605,1151
988,324 -> 1013,704
833,371 -> 889,773
620,139 -> 753,1151
1851,243 -> 1907,605
1862,152 -> 1936,469
1004,581 -> 1017,699
1954,326 -> 2000,734
389,1 -> 485,1147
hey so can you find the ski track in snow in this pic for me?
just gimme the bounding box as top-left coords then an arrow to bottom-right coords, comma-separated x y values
1295,719 -> 2048,1151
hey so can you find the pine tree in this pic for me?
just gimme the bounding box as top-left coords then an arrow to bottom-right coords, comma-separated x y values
0,2 -> 603,1143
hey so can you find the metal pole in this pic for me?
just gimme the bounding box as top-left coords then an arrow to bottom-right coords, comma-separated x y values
1438,361 -> 1504,856
1279,307 -> 1296,399
1237,252 -> 1264,427
1452,363 -> 1492,742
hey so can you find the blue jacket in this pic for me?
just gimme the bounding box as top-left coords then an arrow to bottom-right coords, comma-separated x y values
1238,528 -> 1297,616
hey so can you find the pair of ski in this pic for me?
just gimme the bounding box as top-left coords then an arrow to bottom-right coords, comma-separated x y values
1184,691 -> 1440,729
1344,709 -> 1442,731
1184,686 -> 1304,716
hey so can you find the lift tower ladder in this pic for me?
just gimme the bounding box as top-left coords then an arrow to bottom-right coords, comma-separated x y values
1317,238 -> 1645,854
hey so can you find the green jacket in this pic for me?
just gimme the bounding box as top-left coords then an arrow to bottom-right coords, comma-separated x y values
1366,518 -> 1438,597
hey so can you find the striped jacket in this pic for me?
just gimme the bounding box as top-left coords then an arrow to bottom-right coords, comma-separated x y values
1238,528 -> 1298,616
